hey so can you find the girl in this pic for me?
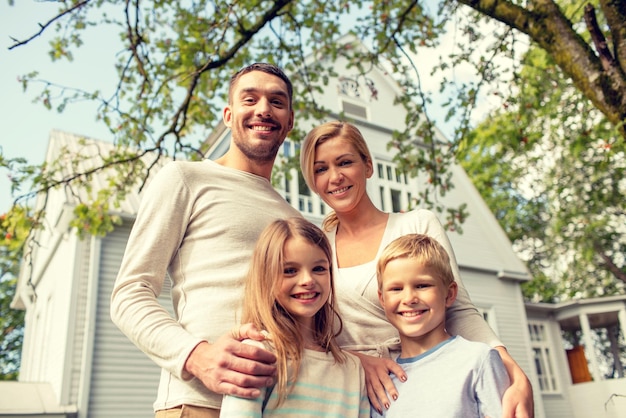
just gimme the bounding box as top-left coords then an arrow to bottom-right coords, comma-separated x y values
299,120 -> 534,416
220,217 -> 369,417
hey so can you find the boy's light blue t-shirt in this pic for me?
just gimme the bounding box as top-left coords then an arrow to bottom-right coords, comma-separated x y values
371,336 -> 510,418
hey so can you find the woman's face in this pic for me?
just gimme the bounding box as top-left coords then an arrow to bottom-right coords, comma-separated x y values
312,136 -> 372,214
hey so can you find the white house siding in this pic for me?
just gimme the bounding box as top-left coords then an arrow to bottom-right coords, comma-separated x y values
459,269 -> 534,371
308,50 -> 406,132
18,224 -> 82,406
17,207 -> 62,382
87,221 -> 171,417
68,237 -> 92,407
543,319 -> 575,418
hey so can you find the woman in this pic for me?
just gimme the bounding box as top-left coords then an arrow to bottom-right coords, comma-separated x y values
300,121 -> 534,417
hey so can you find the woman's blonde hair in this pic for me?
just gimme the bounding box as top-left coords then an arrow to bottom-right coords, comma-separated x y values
242,217 -> 345,405
300,121 -> 373,231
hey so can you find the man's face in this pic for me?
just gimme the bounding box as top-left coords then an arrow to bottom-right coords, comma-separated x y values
223,71 -> 294,163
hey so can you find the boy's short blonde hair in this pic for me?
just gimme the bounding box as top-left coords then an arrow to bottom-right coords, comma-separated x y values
376,234 -> 455,289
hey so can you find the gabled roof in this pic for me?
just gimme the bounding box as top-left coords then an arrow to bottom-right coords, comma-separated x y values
41,129 -> 168,217
443,163 -> 531,280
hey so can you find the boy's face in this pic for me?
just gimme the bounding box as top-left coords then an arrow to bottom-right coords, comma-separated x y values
378,257 -> 457,356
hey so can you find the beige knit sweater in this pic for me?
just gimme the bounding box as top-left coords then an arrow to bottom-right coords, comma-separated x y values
111,160 -> 301,411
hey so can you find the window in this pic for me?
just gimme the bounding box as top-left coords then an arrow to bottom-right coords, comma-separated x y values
299,196 -> 313,213
391,189 -> 402,212
528,321 -> 559,393
283,141 -> 292,157
475,305 -> 499,335
376,159 -> 414,212
298,171 -> 310,196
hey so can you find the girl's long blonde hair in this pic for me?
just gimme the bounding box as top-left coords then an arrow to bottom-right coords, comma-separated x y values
242,217 -> 345,405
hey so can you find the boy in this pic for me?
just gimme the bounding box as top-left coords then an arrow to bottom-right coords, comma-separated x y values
373,234 -> 510,418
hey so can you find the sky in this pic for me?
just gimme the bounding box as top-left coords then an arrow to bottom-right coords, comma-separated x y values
1,1 -> 118,213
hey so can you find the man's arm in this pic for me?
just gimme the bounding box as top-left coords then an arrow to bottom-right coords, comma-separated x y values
184,324 -> 276,398
496,346 -> 535,418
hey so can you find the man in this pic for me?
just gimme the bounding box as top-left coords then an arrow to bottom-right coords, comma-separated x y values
111,63 -> 302,418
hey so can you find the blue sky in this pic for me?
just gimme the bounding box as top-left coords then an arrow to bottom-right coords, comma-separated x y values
1,1 -> 118,213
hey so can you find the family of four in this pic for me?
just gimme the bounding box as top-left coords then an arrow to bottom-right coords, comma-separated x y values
110,63 -> 534,417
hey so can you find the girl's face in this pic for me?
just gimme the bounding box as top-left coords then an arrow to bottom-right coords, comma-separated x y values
277,236 -> 331,329
312,136 -> 372,215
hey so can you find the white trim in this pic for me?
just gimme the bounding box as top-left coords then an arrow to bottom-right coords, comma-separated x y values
60,234 -> 81,405
77,235 -> 101,418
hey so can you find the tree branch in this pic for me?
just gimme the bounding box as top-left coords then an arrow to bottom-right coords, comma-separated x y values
599,0 -> 626,75
458,0 -> 626,136
584,5 -> 617,73
595,242 -> 626,285
152,0 -> 295,151
8,0 -> 91,50
125,0 -> 151,95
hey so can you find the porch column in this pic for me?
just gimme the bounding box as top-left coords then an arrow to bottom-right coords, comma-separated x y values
311,193 -> 325,217
618,308 -> 626,343
617,308 -> 626,378
579,313 -> 602,381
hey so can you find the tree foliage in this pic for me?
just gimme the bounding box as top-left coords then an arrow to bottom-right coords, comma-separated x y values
459,44 -> 626,302
0,205 -> 38,379
3,0 -> 625,222
1,0 -> 626,372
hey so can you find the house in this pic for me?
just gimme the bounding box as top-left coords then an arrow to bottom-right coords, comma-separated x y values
525,295 -> 626,418
3,37 -> 624,418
